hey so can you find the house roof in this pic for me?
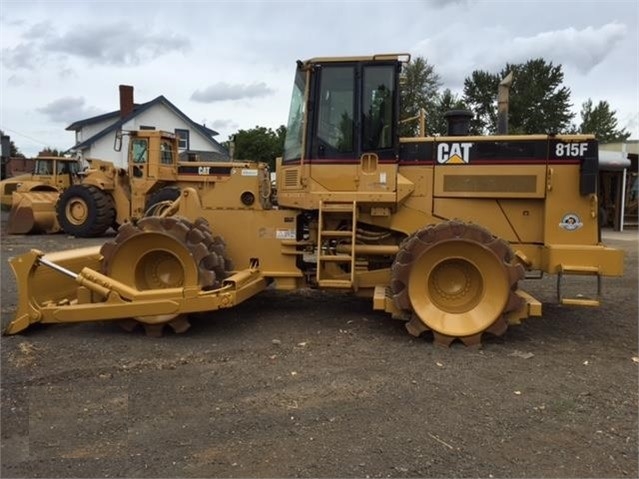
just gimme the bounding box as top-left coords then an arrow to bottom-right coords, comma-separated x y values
66,95 -> 225,154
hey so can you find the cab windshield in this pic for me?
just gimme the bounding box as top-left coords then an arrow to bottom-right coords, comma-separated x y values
283,69 -> 306,161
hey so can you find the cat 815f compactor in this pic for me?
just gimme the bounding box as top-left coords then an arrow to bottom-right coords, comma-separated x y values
5,54 -> 624,346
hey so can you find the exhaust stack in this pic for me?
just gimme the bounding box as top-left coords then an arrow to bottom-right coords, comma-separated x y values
498,72 -> 513,135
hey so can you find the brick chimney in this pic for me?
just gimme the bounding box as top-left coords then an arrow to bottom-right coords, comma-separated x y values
119,85 -> 134,118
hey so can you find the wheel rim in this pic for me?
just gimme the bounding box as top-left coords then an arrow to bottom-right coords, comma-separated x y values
104,232 -> 199,291
136,250 -> 185,290
99,217 -> 230,336
407,240 -> 510,337
65,197 -> 88,225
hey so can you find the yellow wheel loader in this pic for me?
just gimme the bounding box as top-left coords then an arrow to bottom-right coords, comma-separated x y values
6,130 -> 228,237
5,54 -> 625,346
1,156 -> 81,234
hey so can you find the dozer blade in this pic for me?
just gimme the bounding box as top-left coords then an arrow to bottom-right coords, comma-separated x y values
8,191 -> 61,234
5,247 -> 104,334
4,247 -> 268,335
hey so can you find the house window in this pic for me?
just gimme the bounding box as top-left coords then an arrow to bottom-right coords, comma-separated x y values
140,125 -> 155,130
175,129 -> 189,150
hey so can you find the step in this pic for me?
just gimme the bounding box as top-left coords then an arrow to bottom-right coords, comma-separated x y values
318,254 -> 352,263
561,297 -> 601,307
559,265 -> 600,276
320,230 -> 353,238
317,279 -> 352,288
321,203 -> 354,213
557,265 -> 601,307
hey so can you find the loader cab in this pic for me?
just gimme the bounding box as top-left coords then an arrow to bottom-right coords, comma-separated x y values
34,157 -> 79,189
280,54 -> 407,204
127,131 -> 178,182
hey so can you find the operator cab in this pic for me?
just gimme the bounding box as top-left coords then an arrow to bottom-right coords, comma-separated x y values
280,54 -> 409,203
283,54 -> 408,165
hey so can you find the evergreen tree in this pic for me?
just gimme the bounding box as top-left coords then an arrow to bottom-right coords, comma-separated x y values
431,88 -> 468,136
578,99 -> 630,142
463,59 -> 574,135
463,71 -> 500,134
399,57 -> 442,137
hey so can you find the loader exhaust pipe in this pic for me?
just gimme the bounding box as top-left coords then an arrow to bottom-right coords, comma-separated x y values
444,110 -> 473,136
498,72 -> 513,135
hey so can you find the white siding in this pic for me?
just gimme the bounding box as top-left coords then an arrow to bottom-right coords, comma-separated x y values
75,117 -> 118,144
73,102 -> 225,169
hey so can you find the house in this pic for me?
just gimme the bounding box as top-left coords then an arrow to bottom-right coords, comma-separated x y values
66,85 -> 229,168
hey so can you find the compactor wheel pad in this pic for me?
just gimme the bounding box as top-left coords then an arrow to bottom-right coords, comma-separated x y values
100,216 -> 231,336
390,221 -> 524,347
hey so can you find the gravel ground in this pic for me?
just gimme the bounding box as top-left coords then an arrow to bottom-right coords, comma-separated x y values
1,213 -> 637,478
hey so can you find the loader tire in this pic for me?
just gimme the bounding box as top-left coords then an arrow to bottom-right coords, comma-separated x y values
390,221 -> 524,347
99,217 -> 231,335
56,184 -> 115,238
145,186 -> 181,216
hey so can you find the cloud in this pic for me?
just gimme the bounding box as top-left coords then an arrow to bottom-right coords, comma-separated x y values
500,23 -> 628,74
1,42 -> 39,69
44,22 -> 190,66
427,0 -> 472,8
37,97 -> 105,123
412,22 -> 629,89
208,119 -> 240,130
191,82 -> 275,103
1,21 -> 190,70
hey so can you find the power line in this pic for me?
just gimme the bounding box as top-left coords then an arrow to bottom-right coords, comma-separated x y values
0,126 -> 57,147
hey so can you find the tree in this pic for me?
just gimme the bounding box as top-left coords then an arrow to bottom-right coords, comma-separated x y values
430,88 -> 468,136
38,147 -> 64,157
462,70 -> 500,134
399,56 -> 442,137
230,125 -> 286,170
463,59 -> 574,135
507,59 -> 574,134
578,99 -> 630,143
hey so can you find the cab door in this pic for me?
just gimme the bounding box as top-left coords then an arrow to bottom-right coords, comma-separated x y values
358,63 -> 398,193
129,138 -> 149,180
306,61 -> 399,194
307,64 -> 359,191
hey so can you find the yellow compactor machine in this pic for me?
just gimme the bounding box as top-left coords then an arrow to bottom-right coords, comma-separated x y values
5,54 -> 624,346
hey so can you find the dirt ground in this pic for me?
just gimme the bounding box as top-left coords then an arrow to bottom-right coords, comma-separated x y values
1,213 -> 637,478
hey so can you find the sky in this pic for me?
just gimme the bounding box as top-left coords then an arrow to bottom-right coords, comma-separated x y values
1,0 -> 638,157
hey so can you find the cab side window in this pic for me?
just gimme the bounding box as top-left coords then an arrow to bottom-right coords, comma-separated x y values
362,65 -> 394,150
160,141 -> 174,165
35,160 -> 52,175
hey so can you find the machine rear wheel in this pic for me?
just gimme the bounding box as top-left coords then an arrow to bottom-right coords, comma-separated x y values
145,186 -> 181,216
56,184 -> 115,237
391,221 -> 524,347
100,216 -> 231,335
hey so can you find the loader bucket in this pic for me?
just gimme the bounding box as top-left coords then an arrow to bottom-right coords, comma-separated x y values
8,191 -> 61,234
5,246 -> 104,334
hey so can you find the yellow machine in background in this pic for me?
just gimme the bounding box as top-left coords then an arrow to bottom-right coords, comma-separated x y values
1,156 -> 80,234
6,130 -> 245,237
5,54 -> 624,346
53,129 -> 249,237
